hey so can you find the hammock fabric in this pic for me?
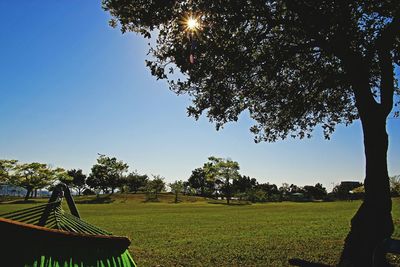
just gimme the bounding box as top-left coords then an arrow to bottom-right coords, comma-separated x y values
0,184 -> 137,267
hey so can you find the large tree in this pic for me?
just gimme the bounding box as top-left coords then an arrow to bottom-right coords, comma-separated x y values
103,1 -> 400,265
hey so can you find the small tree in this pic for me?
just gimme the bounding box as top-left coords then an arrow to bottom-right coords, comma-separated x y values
232,175 -> 257,200
187,168 -> 207,196
204,157 -> 240,204
170,180 -> 184,203
145,175 -> 166,201
124,172 -> 148,193
86,172 -> 105,195
333,182 -> 363,200
256,183 -> 280,201
303,183 -> 328,200
67,169 -> 87,195
89,155 -> 129,194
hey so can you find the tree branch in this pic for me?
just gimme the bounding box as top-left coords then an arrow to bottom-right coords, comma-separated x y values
378,47 -> 394,117
376,18 -> 400,117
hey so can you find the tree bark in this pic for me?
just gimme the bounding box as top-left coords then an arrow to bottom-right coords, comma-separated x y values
340,112 -> 393,267
226,178 -> 230,205
24,187 -> 32,201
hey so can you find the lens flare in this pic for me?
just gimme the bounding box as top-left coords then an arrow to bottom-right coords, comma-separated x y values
187,17 -> 199,30
185,16 -> 200,32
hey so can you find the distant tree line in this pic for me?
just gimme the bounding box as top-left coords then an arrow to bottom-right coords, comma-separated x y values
0,159 -> 69,201
1,157 -> 400,203
184,157 -> 330,203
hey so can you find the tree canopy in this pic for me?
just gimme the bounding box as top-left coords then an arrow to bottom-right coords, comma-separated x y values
87,155 -> 129,194
103,0 -> 399,142
0,159 -> 18,184
124,172 -> 148,193
203,156 -> 240,204
12,163 -> 65,201
67,169 -> 87,195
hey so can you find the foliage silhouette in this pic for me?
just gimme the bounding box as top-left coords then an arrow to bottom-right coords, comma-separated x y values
103,1 -> 400,265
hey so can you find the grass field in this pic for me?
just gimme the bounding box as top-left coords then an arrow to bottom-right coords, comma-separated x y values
1,194 -> 400,266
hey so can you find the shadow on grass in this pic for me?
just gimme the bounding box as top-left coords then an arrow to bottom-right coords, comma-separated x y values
1,199 -> 42,204
142,198 -> 161,203
75,195 -> 114,204
288,258 -> 332,267
207,200 -> 252,206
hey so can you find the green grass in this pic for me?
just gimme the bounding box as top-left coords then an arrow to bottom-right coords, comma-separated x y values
2,194 -> 400,266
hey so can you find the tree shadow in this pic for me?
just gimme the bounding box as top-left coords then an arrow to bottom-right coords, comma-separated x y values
207,200 -> 251,206
288,258 -> 332,267
74,195 -> 114,204
142,198 -> 161,203
1,200 -> 41,204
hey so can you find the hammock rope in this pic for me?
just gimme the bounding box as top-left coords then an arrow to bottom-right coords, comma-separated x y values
0,184 -> 136,267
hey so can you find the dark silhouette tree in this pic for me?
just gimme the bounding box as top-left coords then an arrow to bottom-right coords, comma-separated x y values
232,175 -> 257,199
303,183 -> 328,200
333,181 -> 364,200
279,183 -> 291,200
103,1 -> 400,265
124,172 -> 148,193
67,169 -> 87,195
256,183 -> 280,201
187,167 -> 207,196
88,155 -> 129,194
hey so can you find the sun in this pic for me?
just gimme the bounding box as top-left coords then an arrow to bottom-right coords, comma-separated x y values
187,17 -> 199,31
184,15 -> 201,32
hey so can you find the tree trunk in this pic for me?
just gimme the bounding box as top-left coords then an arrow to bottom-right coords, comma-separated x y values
24,187 -> 31,201
340,113 -> 393,267
226,178 -> 231,205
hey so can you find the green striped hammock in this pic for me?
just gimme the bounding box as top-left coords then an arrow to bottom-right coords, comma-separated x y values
0,184 -> 137,267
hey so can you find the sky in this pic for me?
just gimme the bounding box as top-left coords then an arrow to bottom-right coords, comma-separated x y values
0,1 -> 399,191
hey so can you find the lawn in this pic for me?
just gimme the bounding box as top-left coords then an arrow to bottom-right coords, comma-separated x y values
1,194 -> 400,266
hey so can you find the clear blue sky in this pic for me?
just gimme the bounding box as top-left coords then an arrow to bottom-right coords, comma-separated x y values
0,1 -> 399,191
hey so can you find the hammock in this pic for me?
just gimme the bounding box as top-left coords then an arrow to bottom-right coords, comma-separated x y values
0,184 -> 137,267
